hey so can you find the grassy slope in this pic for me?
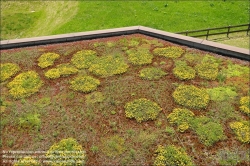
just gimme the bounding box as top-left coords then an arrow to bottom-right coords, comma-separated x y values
0,1 -> 78,40
1,1 -> 249,48
53,1 -> 249,34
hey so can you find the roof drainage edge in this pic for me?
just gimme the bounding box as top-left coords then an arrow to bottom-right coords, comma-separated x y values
0,26 -> 249,61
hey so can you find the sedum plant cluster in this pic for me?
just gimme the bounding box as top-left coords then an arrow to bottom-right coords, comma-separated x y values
229,121 -> 250,143
70,75 -> 100,93
154,145 -> 195,166
125,98 -> 162,122
167,108 -> 195,132
153,46 -> 185,58
45,63 -> 78,79
0,63 -> 20,82
38,52 -> 60,68
126,47 -> 153,65
172,85 -> 210,109
139,67 -> 167,80
173,60 -> 196,80
7,71 -> 43,99
239,96 -> 250,116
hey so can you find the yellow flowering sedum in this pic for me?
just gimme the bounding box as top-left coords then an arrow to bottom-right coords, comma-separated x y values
0,63 -> 20,82
173,85 -> 209,109
125,98 -> 162,122
195,62 -> 218,80
71,50 -> 97,69
89,55 -> 129,77
139,67 -> 167,80
38,52 -> 60,68
70,75 -> 100,93
126,47 -> 153,65
229,121 -> 250,143
7,71 -> 43,99
44,63 -> 78,79
173,61 -> 195,80
153,46 -> 185,58
239,96 -> 250,116
154,145 -> 194,166
14,156 -> 40,166
46,138 -> 86,166
167,108 -> 195,132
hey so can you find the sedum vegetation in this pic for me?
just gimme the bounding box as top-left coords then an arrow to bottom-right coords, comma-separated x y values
46,138 -> 86,166
69,75 -> 100,93
125,98 -> 162,123
37,52 -> 60,69
153,46 -> 184,58
154,145 -> 195,166
139,67 -> 167,80
0,63 -> 20,82
7,71 -> 43,99
173,85 -> 210,109
1,35 -> 249,166
229,121 -> 250,144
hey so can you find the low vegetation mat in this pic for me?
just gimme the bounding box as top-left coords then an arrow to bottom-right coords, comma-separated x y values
1,34 -> 249,166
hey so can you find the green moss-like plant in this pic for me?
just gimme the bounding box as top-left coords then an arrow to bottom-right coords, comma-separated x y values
173,85 -> 210,109
206,86 -> 238,101
154,145 -> 194,166
125,98 -> 162,122
71,50 -> 97,69
239,96 -> 250,116
223,63 -> 249,78
86,91 -> 105,104
70,76 -> 100,93
195,62 -> 218,80
19,113 -> 41,131
139,67 -> 167,80
101,135 -> 126,157
14,156 -> 41,166
173,61 -> 196,80
153,46 -> 185,59
89,55 -> 129,77
46,138 -> 86,166
126,47 -> 153,65
229,121 -> 250,143
190,117 -> 226,146
167,108 -> 195,132
37,52 -> 60,68
7,71 -> 43,99
0,63 -> 20,82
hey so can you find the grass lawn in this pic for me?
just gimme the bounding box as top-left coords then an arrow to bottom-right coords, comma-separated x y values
1,34 -> 249,165
1,1 -> 249,40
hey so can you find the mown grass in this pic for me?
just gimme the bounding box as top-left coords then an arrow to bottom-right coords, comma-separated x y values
1,1 -> 249,40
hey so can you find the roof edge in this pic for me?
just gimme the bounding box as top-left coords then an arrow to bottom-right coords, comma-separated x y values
0,26 -> 249,61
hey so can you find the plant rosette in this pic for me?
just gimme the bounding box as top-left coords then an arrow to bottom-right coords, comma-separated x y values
37,52 -> 60,68
7,71 -> 43,99
172,85 -> 210,109
125,98 -> 162,123
69,75 -> 100,93
0,63 -> 20,82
